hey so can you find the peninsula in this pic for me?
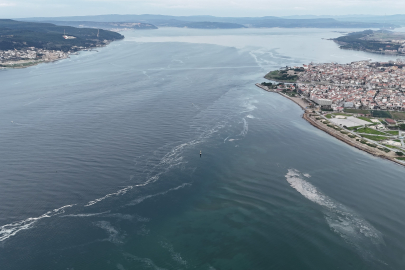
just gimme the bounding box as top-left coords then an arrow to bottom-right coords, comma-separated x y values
259,60 -> 405,166
0,19 -> 124,68
334,30 -> 405,55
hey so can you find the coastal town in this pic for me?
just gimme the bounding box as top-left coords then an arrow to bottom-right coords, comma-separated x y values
297,60 -> 405,111
259,60 -> 405,165
0,48 -> 70,67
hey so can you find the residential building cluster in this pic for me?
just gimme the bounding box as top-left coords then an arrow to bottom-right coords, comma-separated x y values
296,61 -> 405,111
0,48 -> 69,63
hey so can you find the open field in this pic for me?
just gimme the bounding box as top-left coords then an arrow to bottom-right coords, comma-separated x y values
329,116 -> 369,127
390,111 -> 405,120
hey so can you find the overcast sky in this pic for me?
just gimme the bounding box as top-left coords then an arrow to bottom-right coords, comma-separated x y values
1,0 -> 404,18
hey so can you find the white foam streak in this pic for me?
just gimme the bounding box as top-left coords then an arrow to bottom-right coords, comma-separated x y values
0,204 -> 75,242
61,211 -> 110,218
94,221 -> 124,244
128,183 -> 191,206
84,122 -> 214,208
85,186 -> 134,207
285,169 -> 383,257
160,241 -> 188,266
124,253 -> 167,270
239,118 -> 248,137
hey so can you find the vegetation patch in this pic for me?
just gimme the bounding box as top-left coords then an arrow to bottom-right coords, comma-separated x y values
371,110 -> 392,119
264,70 -> 299,83
361,134 -> 389,141
344,109 -> 370,114
356,127 -> 387,135
379,147 -> 391,153
0,19 -> 124,52
347,125 -> 363,130
385,131 -> 399,135
325,114 -> 332,119
384,144 -> 398,149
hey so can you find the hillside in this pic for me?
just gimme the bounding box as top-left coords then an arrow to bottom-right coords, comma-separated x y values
40,21 -> 158,31
334,30 -> 405,54
0,19 -> 124,51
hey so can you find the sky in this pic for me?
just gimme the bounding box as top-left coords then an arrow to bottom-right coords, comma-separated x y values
1,0 -> 405,18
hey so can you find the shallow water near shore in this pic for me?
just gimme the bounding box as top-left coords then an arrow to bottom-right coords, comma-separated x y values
1,28 -> 405,269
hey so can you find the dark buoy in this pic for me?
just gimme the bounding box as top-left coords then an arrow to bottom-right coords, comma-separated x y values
200,150 -> 202,158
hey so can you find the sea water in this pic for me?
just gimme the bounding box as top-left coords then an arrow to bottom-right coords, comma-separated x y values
1,28 -> 405,269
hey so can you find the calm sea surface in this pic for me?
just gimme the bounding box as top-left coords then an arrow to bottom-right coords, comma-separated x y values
1,28 -> 405,270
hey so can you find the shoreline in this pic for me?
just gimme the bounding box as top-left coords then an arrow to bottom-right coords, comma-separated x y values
0,41 -> 113,70
255,83 -> 405,168
255,83 -> 308,109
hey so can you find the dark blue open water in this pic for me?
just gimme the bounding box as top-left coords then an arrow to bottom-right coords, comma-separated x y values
1,28 -> 405,270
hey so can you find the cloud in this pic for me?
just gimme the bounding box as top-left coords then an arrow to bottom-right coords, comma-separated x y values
0,1 -> 16,6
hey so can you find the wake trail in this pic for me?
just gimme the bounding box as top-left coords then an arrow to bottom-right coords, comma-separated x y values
285,169 -> 384,260
0,204 -> 75,242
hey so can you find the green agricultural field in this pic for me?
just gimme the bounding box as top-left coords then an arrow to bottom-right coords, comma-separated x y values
361,134 -> 389,141
390,111 -> 405,120
356,128 -> 386,135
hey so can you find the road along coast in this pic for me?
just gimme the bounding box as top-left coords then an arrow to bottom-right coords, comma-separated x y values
255,83 -> 308,109
255,84 -> 405,168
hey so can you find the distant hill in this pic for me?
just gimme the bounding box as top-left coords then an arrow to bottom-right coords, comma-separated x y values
0,19 -> 124,51
41,21 -> 158,30
20,14 -> 398,29
283,14 -> 405,27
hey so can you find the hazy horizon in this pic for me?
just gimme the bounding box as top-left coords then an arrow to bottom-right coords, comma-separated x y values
2,0 -> 405,19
